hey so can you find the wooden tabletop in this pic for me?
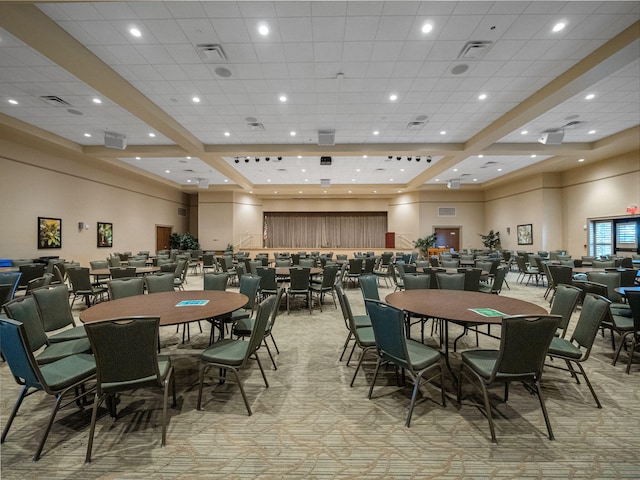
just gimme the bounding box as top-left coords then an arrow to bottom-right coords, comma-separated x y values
90,266 -> 161,276
275,267 -> 323,276
79,290 -> 248,327
386,289 -> 547,326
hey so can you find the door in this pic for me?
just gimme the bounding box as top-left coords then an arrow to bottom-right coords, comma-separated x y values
156,226 -> 172,251
434,227 -> 460,252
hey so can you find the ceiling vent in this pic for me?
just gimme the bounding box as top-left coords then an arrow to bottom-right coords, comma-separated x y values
104,131 -> 126,150
406,121 -> 426,130
247,122 -> 265,131
39,95 -> 72,106
439,207 -> 456,217
197,178 -> 209,189
447,179 -> 460,190
320,179 -> 331,187
320,156 -> 332,166
458,41 -> 493,60
318,130 -> 335,146
480,161 -> 499,168
196,44 -> 227,63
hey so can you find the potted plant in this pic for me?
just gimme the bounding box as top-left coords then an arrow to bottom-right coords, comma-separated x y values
169,232 -> 200,251
413,234 -> 438,259
478,230 -> 501,251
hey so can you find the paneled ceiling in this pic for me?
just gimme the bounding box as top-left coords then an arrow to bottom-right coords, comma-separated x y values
0,1 -> 638,197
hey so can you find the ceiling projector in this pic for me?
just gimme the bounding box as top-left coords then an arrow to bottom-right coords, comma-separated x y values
538,130 -> 564,145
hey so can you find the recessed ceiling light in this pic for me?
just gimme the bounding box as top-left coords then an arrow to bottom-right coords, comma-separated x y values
552,22 -> 566,32
323,190 -> 327,194
267,179 -> 271,182
372,191 -> 377,194
497,168 -> 503,172
258,24 -> 269,36
249,191 -> 253,194
8,99 -> 18,105
186,156 -> 191,159
224,131 -> 230,137
92,98 -> 102,104
304,179 -> 309,182
356,168 -> 361,172
274,191 -> 278,194
192,96 -> 200,103
165,170 -> 170,173
588,130 -> 596,134
521,130 -> 528,135
348,190 -> 352,194
135,156 -> 141,160
389,178 -> 394,182
290,131 -> 296,136
298,190 -> 302,194
84,133 -> 91,137
478,93 -> 487,100
373,130 -> 379,135
148,133 -> 156,137
400,168 -> 405,172
531,154 -> 536,158
585,93 -> 595,100
473,178 -> 478,182
187,179 -> 191,183
298,155 -> 302,159
478,155 -> 483,158
363,155 -> 367,158
130,27 -> 142,38
397,190 -> 402,193
301,168 -> 306,172
352,179 -> 356,182
421,23 -> 433,34
224,179 -> 228,183
279,95 -> 287,102
578,158 -> 585,162
453,168 -> 458,172
435,179 -> 440,182
440,130 -> 446,135
389,94 -> 398,101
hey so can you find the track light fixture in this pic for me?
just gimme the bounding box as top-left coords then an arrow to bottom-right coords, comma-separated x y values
426,155 -> 432,163
255,157 -> 259,162
388,155 -> 393,160
415,156 -> 420,162
396,156 -> 401,161
244,157 -> 249,163
408,156 -> 412,161
265,157 -> 270,161
277,156 -> 282,161
234,157 -> 239,164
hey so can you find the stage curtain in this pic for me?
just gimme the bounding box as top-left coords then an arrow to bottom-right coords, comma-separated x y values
264,212 -> 387,248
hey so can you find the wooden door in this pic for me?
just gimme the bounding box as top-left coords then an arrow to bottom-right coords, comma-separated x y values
434,227 -> 460,252
156,226 -> 172,251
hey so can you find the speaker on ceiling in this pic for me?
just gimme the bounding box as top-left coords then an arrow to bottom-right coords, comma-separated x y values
538,130 -> 564,145
104,131 -> 127,150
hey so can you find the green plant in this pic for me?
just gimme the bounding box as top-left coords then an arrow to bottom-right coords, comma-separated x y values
478,230 -> 501,250
413,234 -> 438,258
169,232 -> 200,251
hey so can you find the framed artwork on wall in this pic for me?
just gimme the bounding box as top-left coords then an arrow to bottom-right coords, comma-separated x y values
97,222 -> 113,248
517,224 -> 533,245
38,217 -> 62,249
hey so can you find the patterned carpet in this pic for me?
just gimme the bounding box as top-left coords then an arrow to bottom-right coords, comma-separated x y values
1,270 -> 640,479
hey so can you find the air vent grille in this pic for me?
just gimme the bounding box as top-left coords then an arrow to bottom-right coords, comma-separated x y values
458,41 -> 493,60
40,95 -> 71,106
247,122 -> 265,131
177,208 -> 187,217
196,44 -> 227,63
438,207 -> 456,217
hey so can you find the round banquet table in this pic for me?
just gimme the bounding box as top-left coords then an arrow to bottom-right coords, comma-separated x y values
275,267 -> 323,276
90,266 -> 161,276
79,290 -> 248,328
385,289 -> 548,379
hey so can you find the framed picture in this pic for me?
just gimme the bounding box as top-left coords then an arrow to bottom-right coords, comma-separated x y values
517,224 -> 533,245
38,217 -> 62,249
97,222 -> 113,248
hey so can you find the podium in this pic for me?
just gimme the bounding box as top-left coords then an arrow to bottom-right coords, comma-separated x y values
385,232 -> 395,249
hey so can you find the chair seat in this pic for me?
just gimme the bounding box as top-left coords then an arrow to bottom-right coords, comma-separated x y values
231,310 -> 250,322
610,313 -> 634,330
102,356 -> 172,392
405,339 -> 441,370
611,304 -> 632,317
233,317 -> 255,337
461,349 -> 499,378
547,336 -> 582,359
201,338 -> 249,366
36,338 -> 92,365
353,314 -> 371,329
46,325 -> 87,343
39,353 -> 96,390
354,325 -> 375,346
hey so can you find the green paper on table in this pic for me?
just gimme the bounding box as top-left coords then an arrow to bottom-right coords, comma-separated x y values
175,300 -> 209,307
469,308 -> 505,317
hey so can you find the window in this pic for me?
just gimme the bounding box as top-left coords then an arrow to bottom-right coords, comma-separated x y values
616,222 -> 637,244
590,221 -> 612,257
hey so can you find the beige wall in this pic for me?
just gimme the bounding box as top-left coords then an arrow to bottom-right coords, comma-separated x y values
0,140 -> 189,266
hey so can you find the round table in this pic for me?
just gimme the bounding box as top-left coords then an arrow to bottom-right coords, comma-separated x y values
385,290 -> 548,379
90,266 -> 161,277
79,290 -> 248,327
275,267 -> 322,276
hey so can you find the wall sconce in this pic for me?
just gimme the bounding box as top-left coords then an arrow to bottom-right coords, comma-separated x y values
506,227 -> 511,235
78,222 -> 89,231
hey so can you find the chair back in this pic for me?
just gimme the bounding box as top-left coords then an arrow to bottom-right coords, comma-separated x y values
25,274 -> 54,295
0,317 -> 45,388
267,288 -> 285,334
108,256 -> 121,267
320,264 -> 340,288
300,258 -> 315,268
571,293 -> 611,354
256,267 -> 277,292
403,273 -> 431,290
586,271 -> 622,302
66,267 -> 93,292
489,267 -> 508,294
173,259 -> 187,279
90,260 -> 109,270
203,273 -> 229,291
441,259 -> 460,268
3,296 -> 49,351
110,267 -> 137,279
246,296 -> 277,357
248,260 -> 262,275
403,264 -> 417,274
348,258 -> 363,274
84,317 -> 162,394
0,272 -> 22,304
145,273 -> 176,293
626,291 -> 640,341
289,267 -> 310,291
275,259 -> 292,267
461,268 -> 482,292
592,260 -> 615,268
18,264 -> 46,288
336,284 -> 358,335
362,257 -> 376,274
31,284 -> 76,333
365,300 -> 411,370
238,274 -> 261,310
359,274 -> 380,301
619,269 -> 637,287
428,256 -> 440,267
490,315 -> 561,381
548,265 -> 573,287
128,259 -> 147,267
550,284 -> 582,337
108,277 -> 144,300
436,272 -> 465,290
202,254 -> 216,268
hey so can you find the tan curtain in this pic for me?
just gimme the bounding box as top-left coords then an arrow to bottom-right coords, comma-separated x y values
264,212 -> 387,248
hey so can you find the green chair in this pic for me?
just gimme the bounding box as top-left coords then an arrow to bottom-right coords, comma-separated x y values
478,266 -> 508,294
549,284 -> 582,338
545,293 -> 611,408
403,273 -> 431,290
286,267 -> 311,314
84,316 -> 176,462
144,273 -> 176,293
0,317 -> 96,461
25,274 -> 54,295
107,277 -> 144,300
335,282 -> 371,363
345,258 -> 363,288
458,314 -> 561,443
309,264 -> 339,311
256,267 -> 278,299
232,274 -> 261,322
172,259 -> 189,290
197,296 -> 276,415
109,266 -> 137,279
202,254 -> 217,274
365,300 -> 445,427
204,272 -> 229,291
0,272 -> 21,305
612,290 -> 640,373
31,284 -> 87,343
67,267 -> 108,308
436,272 -> 465,290
233,287 -> 284,370
3,295 -> 91,365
